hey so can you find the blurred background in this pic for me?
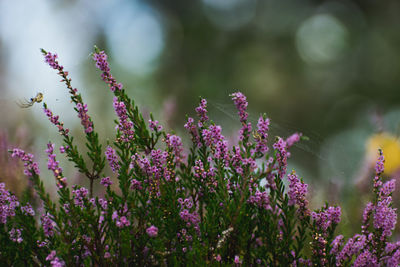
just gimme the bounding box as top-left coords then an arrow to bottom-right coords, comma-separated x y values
1,0 -> 400,234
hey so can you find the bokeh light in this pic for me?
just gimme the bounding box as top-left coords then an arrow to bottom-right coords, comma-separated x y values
202,0 -> 257,30
296,14 -> 349,65
103,1 -> 164,75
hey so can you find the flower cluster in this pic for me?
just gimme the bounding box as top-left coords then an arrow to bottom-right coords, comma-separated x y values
248,190 -> 271,210
195,98 -> 208,123
43,105 -> 70,137
231,92 -> 252,141
272,137 -> 288,178
375,149 -> 385,175
9,228 -> 23,243
76,103 -> 93,134
42,49 -> 95,138
165,134 -> 183,162
0,183 -> 19,224
184,117 -> 201,146
44,52 -> 62,70
312,206 -> 341,232
41,213 -> 56,237
3,48 -> 400,266
11,148 -> 40,177
100,176 -> 113,187
253,115 -> 270,155
46,143 -> 67,188
113,97 -> 134,142
331,150 -> 400,266
148,119 -> 163,132
46,250 -> 65,267
105,146 -> 120,173
287,171 -> 308,214
93,50 -> 123,92
146,225 -> 158,237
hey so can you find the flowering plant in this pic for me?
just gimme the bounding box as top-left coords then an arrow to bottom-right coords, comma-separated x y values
1,47 -> 399,266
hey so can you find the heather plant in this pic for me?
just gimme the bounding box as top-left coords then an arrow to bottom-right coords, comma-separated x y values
1,48 -> 400,266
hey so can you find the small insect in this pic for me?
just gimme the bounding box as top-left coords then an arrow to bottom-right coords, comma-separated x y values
16,92 -> 44,108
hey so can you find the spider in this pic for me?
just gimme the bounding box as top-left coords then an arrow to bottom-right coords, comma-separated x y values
16,92 -> 44,108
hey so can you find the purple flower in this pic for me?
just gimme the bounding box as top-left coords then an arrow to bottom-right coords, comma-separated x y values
76,103 -> 93,133
234,255 -> 241,265
43,106 -> 70,137
327,206 -> 341,224
72,186 -> 89,208
9,228 -> 23,243
113,97 -> 134,142
37,240 -> 48,247
330,235 -> 344,255
149,119 -> 163,132
336,234 -> 366,264
11,148 -> 40,177
43,50 -> 96,136
112,206 -> 131,228
184,117 -> 200,146
312,206 -> 341,232
195,99 -> 209,122
385,241 -> 400,255
202,125 -> 224,147
179,207 -> 201,234
98,198 -> 108,210
46,143 -> 67,188
231,92 -> 248,123
100,177 -> 113,187
105,146 -> 120,173
116,216 -> 131,228
44,52 -> 62,70
93,50 -> 123,92
386,248 -> 400,266
248,191 -> 271,210
380,179 -> 396,198
0,183 -> 20,224
46,250 -> 57,261
215,139 -> 230,164
231,146 -> 244,175
373,197 -> 397,239
41,213 -> 56,237
165,134 -> 184,162
239,122 -> 252,141
287,171 -> 308,213
253,115 -> 270,156
353,250 -> 377,267
231,92 -> 252,141
375,150 -> 385,175
130,179 -> 142,190
59,146 -> 68,153
46,250 -> 65,267
151,149 -> 168,167
21,203 -> 35,217
298,258 -> 312,266
273,137 -> 287,178
362,202 -> 374,234
286,132 -> 302,148
146,225 -> 158,237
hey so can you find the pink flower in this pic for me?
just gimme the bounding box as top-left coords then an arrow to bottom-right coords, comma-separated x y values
146,225 -> 158,237
215,254 -> 221,262
234,255 -> 241,264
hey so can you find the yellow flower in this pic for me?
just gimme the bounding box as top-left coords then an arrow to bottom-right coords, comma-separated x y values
366,132 -> 400,175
